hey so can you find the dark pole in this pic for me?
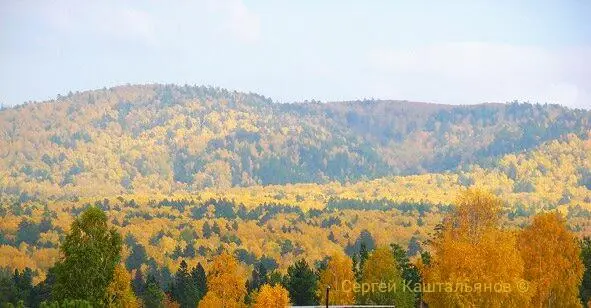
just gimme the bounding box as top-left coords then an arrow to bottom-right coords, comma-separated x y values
325,285 -> 330,308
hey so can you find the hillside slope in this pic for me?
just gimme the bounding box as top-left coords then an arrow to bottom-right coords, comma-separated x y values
0,84 -> 589,197
1,134 -> 590,277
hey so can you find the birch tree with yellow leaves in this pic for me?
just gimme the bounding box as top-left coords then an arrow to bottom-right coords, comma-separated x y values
317,252 -> 356,305
198,252 -> 246,308
252,284 -> 290,308
105,264 -> 138,308
422,189 -> 533,307
518,212 -> 584,307
358,246 -> 415,307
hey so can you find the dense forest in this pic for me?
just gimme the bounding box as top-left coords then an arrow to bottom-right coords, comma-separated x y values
0,84 -> 590,307
1,191 -> 590,307
0,84 -> 589,197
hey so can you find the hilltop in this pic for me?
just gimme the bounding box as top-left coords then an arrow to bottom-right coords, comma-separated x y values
0,84 -> 589,198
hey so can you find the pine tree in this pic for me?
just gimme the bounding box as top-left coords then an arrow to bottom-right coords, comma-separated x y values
12,268 -> 33,307
30,270 -> 54,307
172,245 -> 183,259
172,260 -> 199,308
184,243 -> 196,258
191,263 -> 207,302
125,244 -> 147,271
132,269 -> 145,299
352,254 -> 361,282
211,222 -> 221,235
248,262 -> 268,293
390,243 -> 421,303
172,260 -> 189,303
359,243 -> 369,270
142,274 -> 164,308
285,259 -> 317,306
390,244 -> 420,286
267,271 -> 284,287
202,222 -> 212,239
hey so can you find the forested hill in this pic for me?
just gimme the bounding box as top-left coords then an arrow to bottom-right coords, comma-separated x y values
0,84 -> 589,197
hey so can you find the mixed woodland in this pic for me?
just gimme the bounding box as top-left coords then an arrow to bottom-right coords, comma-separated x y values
0,84 -> 590,307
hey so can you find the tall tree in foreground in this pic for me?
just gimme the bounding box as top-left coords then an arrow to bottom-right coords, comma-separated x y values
518,212 -> 584,307
285,259 -> 318,306
251,284 -> 290,308
358,247 -> 414,307
198,252 -> 246,308
317,252 -> 355,305
422,189 -> 533,307
51,206 -> 122,306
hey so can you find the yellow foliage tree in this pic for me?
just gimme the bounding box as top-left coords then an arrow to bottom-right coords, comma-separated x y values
518,212 -> 584,307
198,293 -> 223,308
252,284 -> 290,308
451,189 -> 502,240
317,252 -> 355,305
200,252 -> 246,307
359,247 -> 414,307
422,189 -> 533,307
105,264 -> 138,308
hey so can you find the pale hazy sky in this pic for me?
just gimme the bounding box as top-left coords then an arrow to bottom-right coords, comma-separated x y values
1,0 -> 590,108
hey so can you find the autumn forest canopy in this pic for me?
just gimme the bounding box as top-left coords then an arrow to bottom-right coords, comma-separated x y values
0,84 -> 590,307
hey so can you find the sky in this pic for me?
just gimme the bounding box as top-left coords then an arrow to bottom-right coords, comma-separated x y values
1,0 -> 590,109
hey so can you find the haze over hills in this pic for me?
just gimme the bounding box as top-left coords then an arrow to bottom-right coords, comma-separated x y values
1,85 -> 590,307
2,1 -> 591,306
0,84 -> 589,198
